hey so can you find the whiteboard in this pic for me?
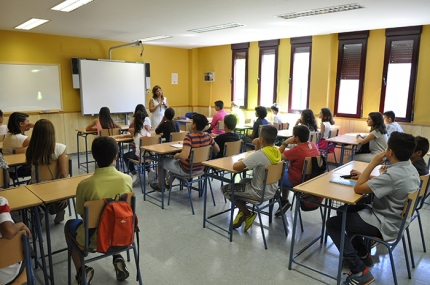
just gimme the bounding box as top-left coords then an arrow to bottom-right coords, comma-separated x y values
79,59 -> 146,115
0,63 -> 62,112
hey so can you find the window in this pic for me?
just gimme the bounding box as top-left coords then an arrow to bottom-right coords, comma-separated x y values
334,31 -> 369,118
380,26 -> 422,122
258,40 -> 279,107
288,36 -> 312,113
231,43 -> 249,108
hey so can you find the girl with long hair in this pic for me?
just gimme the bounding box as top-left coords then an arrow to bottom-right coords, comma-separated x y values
155,108 -> 180,142
355,112 -> 388,162
129,104 -> 146,129
86,107 -> 121,134
318,108 -> 336,151
295,109 -> 318,132
26,119 -> 68,224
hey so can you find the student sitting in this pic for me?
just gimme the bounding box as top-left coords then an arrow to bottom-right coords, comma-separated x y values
326,132 -> 420,285
26,119 -> 68,224
383,111 -> 404,137
128,104 -> 146,129
295,109 -> 318,132
275,125 -> 320,216
155,107 -> 180,142
149,113 -> 219,191
86,107 -> 121,135
355,112 -> 387,163
318,107 -> 335,152
2,112 -> 33,155
0,196 -> 32,285
64,137 -> 133,284
410,135 -> 429,176
123,110 -> 151,185
209,100 -> 227,134
270,103 -> 286,129
221,125 -> 280,231
213,114 -> 240,159
242,106 -> 269,144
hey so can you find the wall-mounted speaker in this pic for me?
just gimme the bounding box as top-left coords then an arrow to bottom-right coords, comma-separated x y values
145,63 -> 151,89
71,58 -> 80,89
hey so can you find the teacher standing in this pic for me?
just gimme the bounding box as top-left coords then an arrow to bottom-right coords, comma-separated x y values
149,85 -> 169,128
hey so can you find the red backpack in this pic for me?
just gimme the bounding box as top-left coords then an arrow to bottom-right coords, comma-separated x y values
97,193 -> 137,253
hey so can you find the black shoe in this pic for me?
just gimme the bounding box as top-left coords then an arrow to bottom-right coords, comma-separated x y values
275,200 -> 291,217
75,266 -> 94,285
54,209 -> 65,224
149,182 -> 162,192
113,257 -> 130,281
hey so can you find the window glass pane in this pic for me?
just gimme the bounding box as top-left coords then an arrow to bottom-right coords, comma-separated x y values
382,40 -> 413,118
290,48 -> 310,110
233,51 -> 246,107
260,50 -> 275,107
337,79 -> 359,114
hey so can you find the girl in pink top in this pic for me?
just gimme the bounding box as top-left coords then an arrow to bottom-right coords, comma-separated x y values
86,107 -> 121,135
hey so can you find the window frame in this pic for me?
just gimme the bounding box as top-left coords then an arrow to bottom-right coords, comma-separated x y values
257,39 -> 279,107
231,42 -> 249,109
288,36 -> 312,113
379,26 -> 422,122
334,31 -> 369,118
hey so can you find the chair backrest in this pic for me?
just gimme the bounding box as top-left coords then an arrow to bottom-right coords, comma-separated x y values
218,120 -> 224,131
139,135 -> 162,147
190,145 -> 212,164
223,140 -> 243,157
302,156 -> 326,183
0,168 -> 5,188
34,155 -> 72,182
12,147 -> 27,154
0,230 -> 26,268
264,161 -> 285,185
100,128 -> 120,136
170,132 -> 186,142
274,122 -> 289,130
309,131 -> 322,144
401,191 -> 419,219
415,174 -> 430,211
328,127 -> 339,138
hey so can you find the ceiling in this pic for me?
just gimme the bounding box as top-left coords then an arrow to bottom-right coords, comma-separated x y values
1,0 -> 430,49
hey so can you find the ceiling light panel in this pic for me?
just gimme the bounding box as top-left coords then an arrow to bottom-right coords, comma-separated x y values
276,3 -> 364,20
15,18 -> 49,30
139,35 -> 172,42
188,23 -> 245,33
51,0 -> 95,12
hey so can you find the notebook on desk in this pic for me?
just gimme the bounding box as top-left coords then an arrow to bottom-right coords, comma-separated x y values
330,177 -> 356,187
170,144 -> 183,148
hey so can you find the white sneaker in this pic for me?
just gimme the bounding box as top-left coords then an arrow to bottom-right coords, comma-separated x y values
132,174 -> 139,186
147,169 -> 156,184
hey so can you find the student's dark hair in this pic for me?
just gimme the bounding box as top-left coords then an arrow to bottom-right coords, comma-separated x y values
321,108 -> 335,125
270,104 -> 279,113
26,119 -> 56,165
0,110 -> 3,117
255,106 -> 267,119
152,85 -> 162,100
414,136 -> 429,158
133,110 -> 145,136
214,100 -> 224,110
300,109 -> 318,131
191,113 -> 208,131
92,136 -> 118,167
368,112 -> 387,134
164,108 -> 177,132
260,125 -> 277,145
383,111 -> 396,122
293,125 -> 310,143
224,114 -> 237,130
387,132 -> 416,161
7,112 -> 29,135
133,104 -> 145,116
98,107 -> 115,129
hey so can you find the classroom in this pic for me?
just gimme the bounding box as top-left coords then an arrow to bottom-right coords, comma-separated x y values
1,1 -> 430,285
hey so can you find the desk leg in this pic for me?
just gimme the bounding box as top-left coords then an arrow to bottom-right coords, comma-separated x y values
76,132 -> 81,172
336,205 -> 348,285
339,145 -> 346,166
33,207 -> 50,285
44,207 -> 55,284
288,192 -> 300,270
84,134 -> 89,173
203,169 -> 208,228
161,155 -> 165,209
229,174 -> 238,242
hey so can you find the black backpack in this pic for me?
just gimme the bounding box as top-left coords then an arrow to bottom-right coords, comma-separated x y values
300,155 -> 327,211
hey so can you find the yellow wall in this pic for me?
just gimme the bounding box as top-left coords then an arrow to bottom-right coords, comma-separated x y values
414,25 -> 430,124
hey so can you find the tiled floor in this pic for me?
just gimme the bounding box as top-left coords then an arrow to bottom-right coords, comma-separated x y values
27,153 -> 430,284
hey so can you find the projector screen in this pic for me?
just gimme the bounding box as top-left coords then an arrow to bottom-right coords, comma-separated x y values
0,63 -> 62,112
79,59 -> 146,115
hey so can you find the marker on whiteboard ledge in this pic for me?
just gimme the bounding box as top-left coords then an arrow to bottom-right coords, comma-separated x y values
42,110 -> 50,113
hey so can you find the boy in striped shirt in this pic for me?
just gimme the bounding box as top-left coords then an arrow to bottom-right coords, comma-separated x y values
150,113 -> 220,191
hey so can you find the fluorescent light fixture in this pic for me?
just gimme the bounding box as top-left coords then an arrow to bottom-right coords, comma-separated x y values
276,3 -> 364,20
188,23 -> 245,33
51,0 -> 94,12
138,35 -> 172,42
15,18 -> 49,30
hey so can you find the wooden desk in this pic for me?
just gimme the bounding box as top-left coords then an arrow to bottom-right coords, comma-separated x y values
176,119 -> 192,131
201,151 -> 254,242
331,160 -> 381,177
325,134 -> 360,166
277,129 -> 293,138
3,153 -> 26,167
1,187 -> 49,284
289,170 -> 364,285
140,143 -> 182,208
26,174 -> 91,284
75,129 -> 98,173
